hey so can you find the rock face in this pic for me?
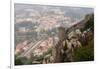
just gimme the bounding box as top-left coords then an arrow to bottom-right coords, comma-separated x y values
58,27 -> 66,41
66,13 -> 94,34
54,27 -> 66,62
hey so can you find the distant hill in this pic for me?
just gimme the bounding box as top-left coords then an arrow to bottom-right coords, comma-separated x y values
66,13 -> 94,33
15,3 -> 93,23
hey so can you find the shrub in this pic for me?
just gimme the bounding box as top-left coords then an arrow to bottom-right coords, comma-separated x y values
73,39 -> 94,61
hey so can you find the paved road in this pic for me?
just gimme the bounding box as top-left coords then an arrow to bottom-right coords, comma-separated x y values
18,39 -> 44,57
24,40 -> 44,57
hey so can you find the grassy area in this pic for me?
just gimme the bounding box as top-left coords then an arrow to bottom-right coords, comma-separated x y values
73,39 -> 94,62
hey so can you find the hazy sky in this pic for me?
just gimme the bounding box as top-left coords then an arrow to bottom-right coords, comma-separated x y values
15,3 -> 94,18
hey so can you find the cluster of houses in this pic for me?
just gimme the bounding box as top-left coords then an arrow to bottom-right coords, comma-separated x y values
32,37 -> 58,56
15,36 -> 59,57
15,40 -> 30,55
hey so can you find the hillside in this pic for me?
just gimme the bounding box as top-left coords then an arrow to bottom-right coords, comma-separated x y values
66,13 -> 94,34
